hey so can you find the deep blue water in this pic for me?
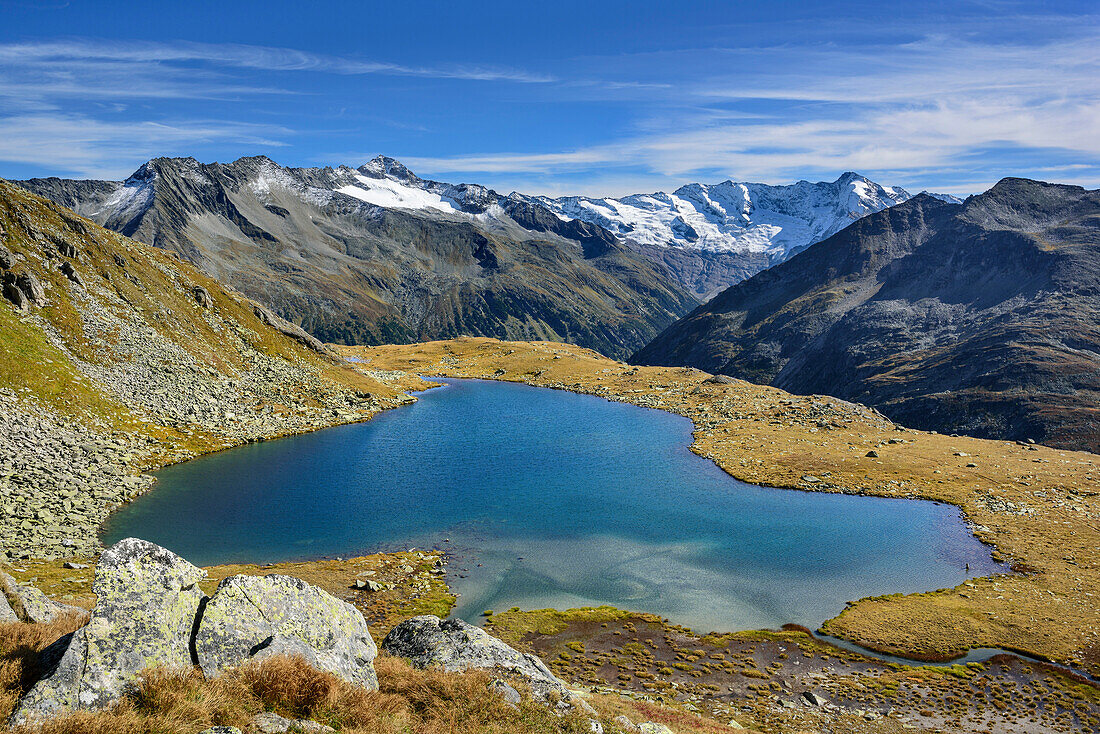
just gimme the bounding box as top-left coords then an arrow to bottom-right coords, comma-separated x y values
102,378 -> 1004,632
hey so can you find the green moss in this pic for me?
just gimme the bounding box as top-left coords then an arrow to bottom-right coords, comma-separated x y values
486,605 -> 657,646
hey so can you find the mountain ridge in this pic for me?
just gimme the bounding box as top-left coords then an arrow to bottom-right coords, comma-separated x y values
19,156 -> 952,304
631,178 -> 1100,452
18,156 -> 698,360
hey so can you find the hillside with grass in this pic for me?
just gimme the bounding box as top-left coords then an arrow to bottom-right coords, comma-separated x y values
0,178 -> 419,561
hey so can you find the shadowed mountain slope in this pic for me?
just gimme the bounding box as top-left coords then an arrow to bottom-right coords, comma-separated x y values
632,179 -> 1100,452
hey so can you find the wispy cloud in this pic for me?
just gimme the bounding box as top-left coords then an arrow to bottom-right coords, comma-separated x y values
0,38 -> 553,176
0,39 -> 556,85
409,28 -> 1100,195
0,114 -> 289,179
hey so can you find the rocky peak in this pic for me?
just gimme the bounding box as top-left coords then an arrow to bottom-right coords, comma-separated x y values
358,155 -> 418,183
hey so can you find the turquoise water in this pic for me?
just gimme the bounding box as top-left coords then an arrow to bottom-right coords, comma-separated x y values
102,378 -> 1004,633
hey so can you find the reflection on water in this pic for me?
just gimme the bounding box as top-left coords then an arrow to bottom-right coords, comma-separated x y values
103,378 -> 1005,632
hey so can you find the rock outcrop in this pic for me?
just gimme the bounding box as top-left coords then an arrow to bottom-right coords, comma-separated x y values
11,539 -> 204,722
11,539 -> 379,724
383,615 -> 581,710
0,572 -> 83,623
195,573 -> 378,689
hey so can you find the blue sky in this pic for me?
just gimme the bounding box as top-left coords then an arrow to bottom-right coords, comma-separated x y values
0,0 -> 1097,196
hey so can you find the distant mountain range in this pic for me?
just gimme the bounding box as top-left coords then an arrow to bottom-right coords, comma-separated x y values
18,156 -> 697,360
632,178 -> 1100,452
533,173 -> 960,298
16,157 -> 938,341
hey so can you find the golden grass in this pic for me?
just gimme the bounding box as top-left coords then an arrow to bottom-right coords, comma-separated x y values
0,615 -> 88,723
0,614 -> 742,734
351,337 -> 1100,676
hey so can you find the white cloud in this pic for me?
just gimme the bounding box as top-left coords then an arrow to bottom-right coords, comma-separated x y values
409,30 -> 1100,195
0,114 -> 289,179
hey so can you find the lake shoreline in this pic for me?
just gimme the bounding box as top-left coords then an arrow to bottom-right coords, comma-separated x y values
7,335 -> 1097,680
348,337 -> 1100,679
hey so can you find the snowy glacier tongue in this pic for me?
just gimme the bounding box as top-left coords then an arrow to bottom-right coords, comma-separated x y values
336,174 -> 462,213
535,173 -> 916,255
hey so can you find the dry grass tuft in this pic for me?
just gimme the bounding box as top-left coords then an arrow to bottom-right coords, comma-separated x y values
0,615 -> 88,722
0,646 -> 608,734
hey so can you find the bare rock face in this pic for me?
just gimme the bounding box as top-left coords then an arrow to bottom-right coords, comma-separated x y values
192,284 -> 214,308
383,615 -> 581,709
10,538 -> 205,723
194,574 -> 378,689
252,303 -> 334,357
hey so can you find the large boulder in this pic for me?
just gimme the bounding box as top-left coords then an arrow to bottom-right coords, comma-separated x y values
10,538 -> 205,723
194,574 -> 377,689
382,616 -> 574,705
0,572 -> 84,623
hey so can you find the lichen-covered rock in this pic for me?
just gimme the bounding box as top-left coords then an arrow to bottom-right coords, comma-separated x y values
637,724 -> 674,734
0,572 -> 83,623
382,616 -> 574,705
193,285 -> 213,308
0,587 -> 19,622
252,711 -> 334,733
195,574 -> 377,689
10,538 -> 205,723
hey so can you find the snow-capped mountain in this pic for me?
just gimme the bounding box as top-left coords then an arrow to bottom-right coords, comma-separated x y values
317,160 -> 961,295
18,154 -> 962,303
531,172 -> 959,258
322,160 -> 948,261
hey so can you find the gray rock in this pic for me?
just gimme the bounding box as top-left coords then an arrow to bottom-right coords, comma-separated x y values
802,690 -> 827,706
3,280 -> 27,312
613,714 -> 638,732
0,591 -> 18,622
0,572 -> 83,623
195,573 -> 378,689
703,374 -> 737,385
382,616 -> 571,704
10,538 -> 205,723
489,678 -> 521,704
0,244 -> 13,270
199,728 -> 243,734
252,304 -> 333,356
637,724 -> 674,734
193,285 -> 214,308
59,261 -> 84,288
14,270 -> 45,303
252,711 -> 334,733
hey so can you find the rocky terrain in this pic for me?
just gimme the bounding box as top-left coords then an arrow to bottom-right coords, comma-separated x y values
0,178 -> 422,560
2,539 -> 712,734
632,179 -> 1100,453
17,157 -> 697,360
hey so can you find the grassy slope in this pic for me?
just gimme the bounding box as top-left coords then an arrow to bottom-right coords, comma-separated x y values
0,177 -> 390,429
